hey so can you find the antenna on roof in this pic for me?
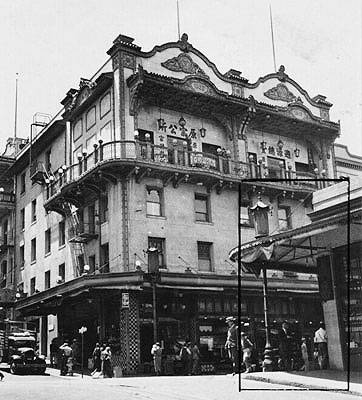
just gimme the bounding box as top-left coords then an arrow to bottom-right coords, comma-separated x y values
269,4 -> 277,72
14,73 -> 19,138
176,0 -> 181,40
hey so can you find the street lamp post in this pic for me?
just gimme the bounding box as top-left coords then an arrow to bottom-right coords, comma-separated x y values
146,246 -> 160,343
249,196 -> 273,371
78,326 -> 87,378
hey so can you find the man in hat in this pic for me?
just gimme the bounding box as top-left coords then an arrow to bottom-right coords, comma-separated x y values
224,316 -> 238,374
151,342 -> 163,375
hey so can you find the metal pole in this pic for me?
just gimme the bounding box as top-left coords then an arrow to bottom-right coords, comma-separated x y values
346,177 -> 351,391
152,279 -> 157,342
237,182 -> 242,391
262,266 -> 273,371
14,73 -> 19,138
81,333 -> 84,378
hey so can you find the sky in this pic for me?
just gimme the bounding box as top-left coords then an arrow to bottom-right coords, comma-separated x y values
0,0 -> 361,155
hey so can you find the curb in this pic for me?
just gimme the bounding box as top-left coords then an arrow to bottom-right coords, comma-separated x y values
243,375 -> 362,397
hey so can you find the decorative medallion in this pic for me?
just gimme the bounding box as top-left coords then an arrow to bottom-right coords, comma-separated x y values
264,83 -> 297,103
161,53 -> 206,76
320,109 -> 330,121
232,84 -> 244,98
184,79 -> 215,97
289,107 -> 310,121
122,52 -> 136,70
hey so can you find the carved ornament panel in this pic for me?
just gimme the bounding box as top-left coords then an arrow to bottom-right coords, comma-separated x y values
264,83 -> 297,103
161,53 -> 207,76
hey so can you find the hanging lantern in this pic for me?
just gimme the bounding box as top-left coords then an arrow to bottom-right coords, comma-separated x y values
277,139 -> 284,149
250,196 -> 270,238
179,116 -> 186,128
294,147 -> 300,157
260,140 -> 267,153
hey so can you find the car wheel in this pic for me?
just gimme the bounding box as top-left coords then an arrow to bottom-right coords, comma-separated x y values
10,362 -> 18,375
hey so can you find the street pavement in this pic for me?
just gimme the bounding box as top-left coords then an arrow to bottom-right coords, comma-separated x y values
1,369 -> 362,400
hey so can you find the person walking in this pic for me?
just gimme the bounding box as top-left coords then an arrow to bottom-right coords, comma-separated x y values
101,346 -> 113,378
240,332 -> 253,373
314,322 -> 328,369
59,341 -> 73,376
300,337 -> 310,372
49,338 -> 59,368
191,343 -> 201,375
151,342 -> 163,375
179,342 -> 192,375
279,322 -> 292,371
91,343 -> 102,376
224,316 -> 238,375
71,339 -> 80,369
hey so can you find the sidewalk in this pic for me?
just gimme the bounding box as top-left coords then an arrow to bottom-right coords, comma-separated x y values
243,369 -> 362,396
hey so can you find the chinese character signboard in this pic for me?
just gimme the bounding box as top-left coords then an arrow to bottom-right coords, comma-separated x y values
122,292 -> 130,308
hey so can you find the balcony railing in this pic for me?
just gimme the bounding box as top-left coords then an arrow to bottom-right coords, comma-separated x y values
45,140 -> 328,199
0,192 -> 15,204
68,222 -> 98,244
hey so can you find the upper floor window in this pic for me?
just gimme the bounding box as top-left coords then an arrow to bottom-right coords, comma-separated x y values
45,149 -> 51,171
86,106 -> 96,131
20,172 -> 26,194
73,119 -> 83,142
278,205 -> 291,231
59,220 -> 66,246
20,208 -> 25,230
197,241 -> 213,272
100,93 -> 111,119
31,199 -> 37,223
148,237 -> 165,269
146,188 -> 162,217
0,260 -> 7,288
100,243 -> 109,273
30,277 -> 36,295
195,194 -> 210,222
31,238 -> 37,262
45,270 -> 51,290
267,157 -> 285,179
59,263 -> 65,282
19,245 -> 25,266
45,228 -> 51,254
99,195 -> 108,223
100,122 -> 112,143
240,200 -> 253,226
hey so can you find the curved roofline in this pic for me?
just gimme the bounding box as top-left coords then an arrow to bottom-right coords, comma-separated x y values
138,34 -> 327,110
334,143 -> 362,160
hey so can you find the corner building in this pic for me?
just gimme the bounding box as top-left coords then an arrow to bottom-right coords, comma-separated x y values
13,33 -> 340,373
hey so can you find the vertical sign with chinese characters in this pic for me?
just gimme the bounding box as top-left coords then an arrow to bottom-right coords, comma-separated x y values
122,292 -> 130,308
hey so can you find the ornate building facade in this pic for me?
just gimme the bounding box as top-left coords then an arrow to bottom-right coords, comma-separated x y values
8,33 -> 341,373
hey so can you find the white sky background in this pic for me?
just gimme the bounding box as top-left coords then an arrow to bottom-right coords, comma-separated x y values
0,0 -> 361,155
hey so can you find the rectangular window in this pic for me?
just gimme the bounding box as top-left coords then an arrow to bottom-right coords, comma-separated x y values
88,204 -> 96,234
45,149 -> 51,171
148,237 -> 165,269
73,145 -> 83,164
77,254 -> 85,274
2,220 -> 8,245
73,119 -> 83,142
31,238 -> 37,262
100,122 -> 112,143
195,194 -> 210,222
278,206 -> 291,231
45,228 -> 51,254
0,261 -> 7,288
59,220 -> 65,246
30,277 -> 36,295
59,263 -> 65,282
20,208 -> 25,230
100,92 -> 111,118
88,255 -> 96,274
99,195 -> 108,223
100,243 -> 109,273
146,187 -> 162,216
267,156 -> 285,178
86,106 -> 96,130
240,200 -> 253,226
197,241 -> 212,272
20,245 -> 25,266
20,172 -> 26,194
45,270 -> 50,290
31,199 -> 37,222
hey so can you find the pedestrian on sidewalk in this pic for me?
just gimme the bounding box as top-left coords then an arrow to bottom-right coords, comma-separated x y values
240,332 -> 253,373
91,343 -> 102,376
50,337 -> 59,368
151,342 -> 163,375
191,343 -> 201,375
300,337 -> 310,372
59,341 -> 73,376
314,322 -> 328,369
179,341 -> 192,375
71,339 -> 80,370
101,346 -> 113,378
225,316 -> 238,375
278,322 -> 292,371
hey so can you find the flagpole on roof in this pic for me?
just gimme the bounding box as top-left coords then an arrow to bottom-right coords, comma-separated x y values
176,0 -> 181,40
269,4 -> 277,72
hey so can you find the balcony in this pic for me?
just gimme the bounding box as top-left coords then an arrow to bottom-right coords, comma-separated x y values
0,233 -> 14,252
0,191 -> 15,218
30,161 -> 48,185
44,140 -> 327,213
68,222 -> 98,244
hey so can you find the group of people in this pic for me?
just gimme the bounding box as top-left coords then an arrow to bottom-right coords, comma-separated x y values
225,317 -> 329,374
91,343 -> 113,378
150,341 -> 201,376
